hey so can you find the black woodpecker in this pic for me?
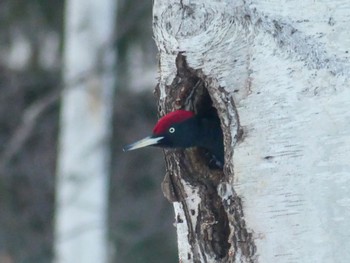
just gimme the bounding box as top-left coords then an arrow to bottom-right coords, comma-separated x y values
123,110 -> 224,167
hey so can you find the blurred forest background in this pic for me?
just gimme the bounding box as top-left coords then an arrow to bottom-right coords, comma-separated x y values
0,0 -> 177,262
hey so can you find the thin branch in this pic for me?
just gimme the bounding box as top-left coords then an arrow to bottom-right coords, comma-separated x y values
0,89 -> 60,173
0,70 -> 99,175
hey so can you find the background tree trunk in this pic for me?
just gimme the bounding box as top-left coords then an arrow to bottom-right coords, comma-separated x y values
153,0 -> 350,262
54,0 -> 117,262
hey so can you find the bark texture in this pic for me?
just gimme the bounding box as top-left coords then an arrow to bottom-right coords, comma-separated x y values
153,0 -> 350,263
153,1 -> 259,261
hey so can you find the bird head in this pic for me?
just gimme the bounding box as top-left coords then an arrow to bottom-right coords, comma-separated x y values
123,110 -> 195,152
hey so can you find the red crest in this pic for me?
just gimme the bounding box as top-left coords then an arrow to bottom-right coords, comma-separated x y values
153,110 -> 194,135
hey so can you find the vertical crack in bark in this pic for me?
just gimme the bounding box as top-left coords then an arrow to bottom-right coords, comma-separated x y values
157,53 -> 256,262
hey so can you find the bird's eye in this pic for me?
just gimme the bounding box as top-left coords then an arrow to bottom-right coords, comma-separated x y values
169,127 -> 175,133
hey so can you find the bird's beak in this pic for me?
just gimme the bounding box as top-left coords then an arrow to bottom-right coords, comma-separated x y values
123,136 -> 164,152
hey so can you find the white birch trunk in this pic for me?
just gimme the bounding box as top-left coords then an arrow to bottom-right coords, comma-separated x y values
54,0 -> 116,262
153,0 -> 350,262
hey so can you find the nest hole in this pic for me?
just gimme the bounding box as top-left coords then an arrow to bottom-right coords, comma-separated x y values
172,53 -> 225,172
184,80 -> 224,171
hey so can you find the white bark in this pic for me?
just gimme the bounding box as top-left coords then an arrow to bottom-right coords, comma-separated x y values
54,0 -> 116,262
153,0 -> 350,262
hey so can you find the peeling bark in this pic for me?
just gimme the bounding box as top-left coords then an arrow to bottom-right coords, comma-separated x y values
156,53 -> 255,262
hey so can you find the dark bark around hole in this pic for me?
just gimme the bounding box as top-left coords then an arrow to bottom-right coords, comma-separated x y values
155,53 -> 256,262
